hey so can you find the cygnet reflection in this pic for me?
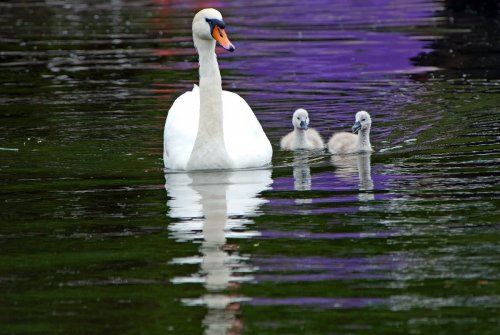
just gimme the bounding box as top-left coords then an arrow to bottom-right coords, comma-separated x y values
165,169 -> 272,335
331,153 -> 374,202
291,151 -> 314,207
292,152 -> 312,191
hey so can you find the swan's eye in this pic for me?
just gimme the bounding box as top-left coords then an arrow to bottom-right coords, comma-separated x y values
205,18 -> 226,30
361,118 -> 366,121
297,117 -> 300,120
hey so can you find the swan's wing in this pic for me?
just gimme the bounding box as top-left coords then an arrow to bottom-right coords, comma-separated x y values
163,85 -> 199,170
222,90 -> 273,168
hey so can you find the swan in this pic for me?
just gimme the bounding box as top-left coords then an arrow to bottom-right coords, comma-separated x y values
163,8 -> 272,170
280,108 -> 324,150
328,110 -> 373,154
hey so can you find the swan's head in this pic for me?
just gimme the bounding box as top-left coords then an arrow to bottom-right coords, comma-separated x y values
192,8 -> 235,52
292,108 -> 309,130
352,111 -> 371,134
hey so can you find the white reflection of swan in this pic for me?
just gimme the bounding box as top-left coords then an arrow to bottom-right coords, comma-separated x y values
331,153 -> 374,202
166,169 -> 272,335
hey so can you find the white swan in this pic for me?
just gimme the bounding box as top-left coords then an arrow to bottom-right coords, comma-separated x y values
328,111 -> 373,154
163,8 -> 272,170
280,108 -> 324,150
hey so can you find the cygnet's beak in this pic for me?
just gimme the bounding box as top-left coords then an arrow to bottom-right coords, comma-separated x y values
212,26 -> 235,52
352,121 -> 361,134
299,120 -> 309,130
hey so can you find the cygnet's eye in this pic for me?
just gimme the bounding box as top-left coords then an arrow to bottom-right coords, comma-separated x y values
361,118 -> 366,121
297,117 -> 300,120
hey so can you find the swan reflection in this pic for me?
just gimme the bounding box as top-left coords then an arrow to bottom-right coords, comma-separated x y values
165,169 -> 272,334
331,153 -> 374,202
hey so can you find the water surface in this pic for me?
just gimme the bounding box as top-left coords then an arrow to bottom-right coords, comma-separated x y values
1,0 -> 499,334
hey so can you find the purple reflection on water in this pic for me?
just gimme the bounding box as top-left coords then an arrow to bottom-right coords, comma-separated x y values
268,168 -> 398,214
260,230 -> 397,240
253,254 -> 402,282
256,272 -> 388,282
254,255 -> 402,270
244,297 -> 386,309
217,0 -> 442,140
272,171 -> 360,192
236,31 -> 434,85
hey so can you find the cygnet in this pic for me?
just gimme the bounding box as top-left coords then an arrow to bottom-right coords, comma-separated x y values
280,108 -> 324,150
328,110 -> 373,154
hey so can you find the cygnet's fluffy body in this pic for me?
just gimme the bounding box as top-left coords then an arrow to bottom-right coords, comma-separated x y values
328,111 -> 373,154
280,109 -> 324,150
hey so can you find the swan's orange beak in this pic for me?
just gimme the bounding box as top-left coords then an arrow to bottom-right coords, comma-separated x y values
212,26 -> 235,52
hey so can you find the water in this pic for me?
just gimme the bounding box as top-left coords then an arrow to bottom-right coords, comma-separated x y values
1,0 -> 499,334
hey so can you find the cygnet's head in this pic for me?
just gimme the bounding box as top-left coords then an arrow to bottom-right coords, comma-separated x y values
192,8 -> 235,51
352,110 -> 371,134
292,108 -> 310,130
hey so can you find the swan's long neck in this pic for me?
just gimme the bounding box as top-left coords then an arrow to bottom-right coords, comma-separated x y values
187,38 -> 233,170
357,125 -> 372,152
294,129 -> 310,149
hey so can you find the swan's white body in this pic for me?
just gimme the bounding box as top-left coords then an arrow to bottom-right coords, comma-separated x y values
280,109 -> 324,150
165,85 -> 272,170
163,9 -> 272,170
328,111 -> 373,154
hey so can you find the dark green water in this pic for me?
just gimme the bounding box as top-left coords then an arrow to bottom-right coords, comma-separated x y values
1,1 -> 499,334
